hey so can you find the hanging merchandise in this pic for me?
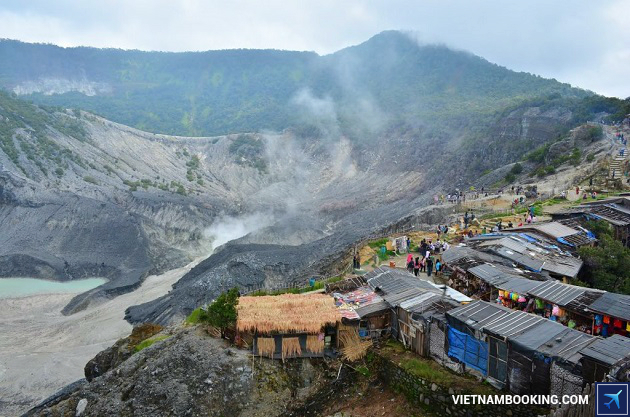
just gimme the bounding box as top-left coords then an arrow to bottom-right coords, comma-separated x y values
626,322 -> 630,332
517,296 -> 526,303
613,319 -> 622,328
603,316 -> 611,324
512,293 -> 519,301
535,298 -> 544,309
568,320 -> 576,329
595,314 -> 603,326
552,305 -> 560,316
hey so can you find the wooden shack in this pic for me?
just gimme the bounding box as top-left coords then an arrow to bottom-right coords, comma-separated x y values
237,294 -> 341,360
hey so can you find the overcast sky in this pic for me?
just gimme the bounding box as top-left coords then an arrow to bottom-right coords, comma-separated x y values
1,0 -> 629,98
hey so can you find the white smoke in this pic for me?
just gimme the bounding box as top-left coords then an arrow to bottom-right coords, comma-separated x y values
203,212 -> 275,252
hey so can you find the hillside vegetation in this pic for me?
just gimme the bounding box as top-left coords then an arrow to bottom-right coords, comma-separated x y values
1,31 -> 628,139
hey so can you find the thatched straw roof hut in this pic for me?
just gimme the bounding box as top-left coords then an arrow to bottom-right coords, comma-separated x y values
237,294 -> 340,335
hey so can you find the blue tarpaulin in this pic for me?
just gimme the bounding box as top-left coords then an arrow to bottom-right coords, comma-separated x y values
447,326 -> 488,375
556,237 -> 575,247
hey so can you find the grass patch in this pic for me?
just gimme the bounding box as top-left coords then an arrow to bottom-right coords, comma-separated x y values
355,365 -> 371,377
185,307 -> 204,324
134,334 -> 170,352
381,340 -> 494,395
367,238 -> 388,249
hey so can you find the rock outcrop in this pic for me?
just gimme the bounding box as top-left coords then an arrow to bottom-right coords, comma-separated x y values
26,328 -> 334,417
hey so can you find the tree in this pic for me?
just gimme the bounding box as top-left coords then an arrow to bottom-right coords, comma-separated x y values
200,288 -> 239,337
577,220 -> 630,295
510,162 -> 523,175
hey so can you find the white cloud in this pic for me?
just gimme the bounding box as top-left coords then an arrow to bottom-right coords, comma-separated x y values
0,0 -> 629,97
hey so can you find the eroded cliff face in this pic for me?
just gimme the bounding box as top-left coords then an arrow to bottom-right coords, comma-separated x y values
26,328 -> 336,417
0,92 -> 586,319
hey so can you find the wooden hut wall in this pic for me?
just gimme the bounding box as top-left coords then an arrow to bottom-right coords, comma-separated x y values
397,307 -> 415,348
581,358 -> 612,384
254,333 -> 329,359
487,335 -> 508,386
531,356 -> 552,395
507,347 -> 534,394
506,342 -> 553,395
366,314 -> 389,332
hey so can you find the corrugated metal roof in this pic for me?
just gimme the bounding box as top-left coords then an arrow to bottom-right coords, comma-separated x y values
483,310 -> 547,338
467,263 -> 549,294
535,328 -> 596,365
579,335 -> 630,366
501,277 -> 543,294
541,256 -> 582,278
468,263 -> 514,287
441,246 -> 474,263
527,280 -> 586,306
587,292 -> 630,321
476,233 -> 583,277
446,300 -> 512,331
588,204 -> 630,226
511,222 -> 579,239
491,246 -> 545,271
483,237 -> 528,253
382,287 -> 428,307
355,300 -> 390,318
507,319 -> 566,350
409,296 -> 460,321
400,292 -> 439,310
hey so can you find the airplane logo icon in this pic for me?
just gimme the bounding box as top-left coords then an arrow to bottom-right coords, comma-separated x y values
596,383 -> 629,417
604,390 -> 622,409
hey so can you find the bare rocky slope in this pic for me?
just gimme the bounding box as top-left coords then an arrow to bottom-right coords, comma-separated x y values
0,88 -> 612,321
24,327 -> 340,417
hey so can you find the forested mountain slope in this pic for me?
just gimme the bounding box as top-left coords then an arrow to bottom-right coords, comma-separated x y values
2,31 -> 626,139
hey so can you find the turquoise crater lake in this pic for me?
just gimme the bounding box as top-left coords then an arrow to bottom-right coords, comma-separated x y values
0,277 -> 107,299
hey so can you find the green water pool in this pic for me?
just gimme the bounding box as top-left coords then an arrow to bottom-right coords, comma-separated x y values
0,277 -> 107,299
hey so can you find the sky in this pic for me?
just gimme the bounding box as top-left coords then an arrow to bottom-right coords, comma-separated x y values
1,0 -> 629,98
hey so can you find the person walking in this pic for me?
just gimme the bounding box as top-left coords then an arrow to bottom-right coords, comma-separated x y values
406,253 -> 414,273
435,259 -> 442,277
419,256 -> 426,273
426,256 -> 434,277
413,257 -> 420,277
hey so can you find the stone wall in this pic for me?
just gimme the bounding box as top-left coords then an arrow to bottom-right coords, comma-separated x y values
372,354 -> 546,417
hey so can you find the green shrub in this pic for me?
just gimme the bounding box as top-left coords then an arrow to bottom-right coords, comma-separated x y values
510,162 -> 523,175
134,335 -> 170,352
83,175 -> 98,185
198,288 -> 239,337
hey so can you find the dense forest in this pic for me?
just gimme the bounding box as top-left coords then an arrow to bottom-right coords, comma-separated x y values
1,31 -> 627,139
